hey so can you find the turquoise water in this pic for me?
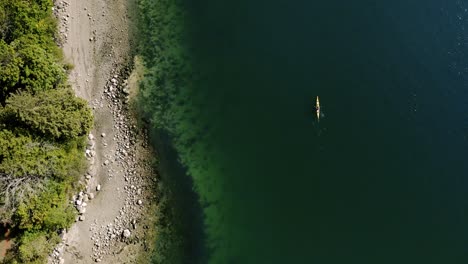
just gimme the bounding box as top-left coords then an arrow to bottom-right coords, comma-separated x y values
140,0 -> 468,263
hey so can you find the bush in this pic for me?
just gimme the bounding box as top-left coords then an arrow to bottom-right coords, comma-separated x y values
14,180 -> 75,232
16,231 -> 60,264
0,39 -> 21,89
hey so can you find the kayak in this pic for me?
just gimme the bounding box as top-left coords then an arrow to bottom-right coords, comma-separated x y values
316,96 -> 320,121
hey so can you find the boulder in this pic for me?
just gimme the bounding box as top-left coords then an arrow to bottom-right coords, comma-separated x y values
122,229 -> 131,238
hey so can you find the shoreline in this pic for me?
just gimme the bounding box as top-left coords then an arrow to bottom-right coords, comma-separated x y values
50,0 -> 157,263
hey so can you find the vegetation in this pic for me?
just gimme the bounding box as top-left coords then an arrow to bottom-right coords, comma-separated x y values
137,0 -> 197,263
137,0 -> 226,263
0,0 -> 93,262
3,89 -> 92,141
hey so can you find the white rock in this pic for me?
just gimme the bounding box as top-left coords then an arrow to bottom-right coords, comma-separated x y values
122,229 -> 131,238
101,133 -> 106,137
96,185 -> 101,191
89,193 -> 95,200
137,200 -> 142,205
87,140 -> 95,148
75,200 -> 82,206
88,134 -> 95,140
79,215 -> 85,221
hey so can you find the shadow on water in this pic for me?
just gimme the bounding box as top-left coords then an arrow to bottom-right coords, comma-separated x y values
149,130 -> 207,264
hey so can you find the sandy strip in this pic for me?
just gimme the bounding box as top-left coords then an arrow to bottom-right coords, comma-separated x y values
50,1 -> 155,263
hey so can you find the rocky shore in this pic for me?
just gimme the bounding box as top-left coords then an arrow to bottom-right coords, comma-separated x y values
49,0 -> 157,263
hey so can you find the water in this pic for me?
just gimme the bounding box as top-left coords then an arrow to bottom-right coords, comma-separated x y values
143,0 -> 468,263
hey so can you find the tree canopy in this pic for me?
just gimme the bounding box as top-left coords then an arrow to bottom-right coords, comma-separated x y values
2,88 -> 93,140
0,0 -> 93,261
0,36 -> 66,102
0,0 -> 55,44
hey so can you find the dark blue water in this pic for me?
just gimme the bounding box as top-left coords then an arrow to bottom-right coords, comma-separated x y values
143,0 -> 468,263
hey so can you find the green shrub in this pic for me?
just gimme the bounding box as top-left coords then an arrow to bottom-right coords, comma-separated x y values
16,231 -> 60,264
0,39 -> 21,89
14,180 -> 75,232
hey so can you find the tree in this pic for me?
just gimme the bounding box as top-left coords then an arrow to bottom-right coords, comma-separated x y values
0,130 -> 61,221
0,127 -> 87,222
0,39 -> 21,90
3,88 -> 93,140
0,0 -> 93,261
0,36 -> 66,101
0,0 -> 55,44
0,130 -> 69,177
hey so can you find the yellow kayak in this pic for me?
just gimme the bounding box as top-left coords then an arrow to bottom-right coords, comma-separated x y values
316,96 -> 320,121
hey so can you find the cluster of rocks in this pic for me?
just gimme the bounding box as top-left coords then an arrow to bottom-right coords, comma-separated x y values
53,2 -> 100,45
104,74 -> 131,105
73,189 -> 96,221
49,0 -> 154,262
69,133 -> 99,221
52,1 -> 71,45
50,243 -> 65,264
50,68 -> 150,263
49,133 -> 101,264
88,69 -> 150,262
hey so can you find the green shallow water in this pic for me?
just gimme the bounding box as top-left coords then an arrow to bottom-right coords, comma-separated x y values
140,0 -> 468,263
